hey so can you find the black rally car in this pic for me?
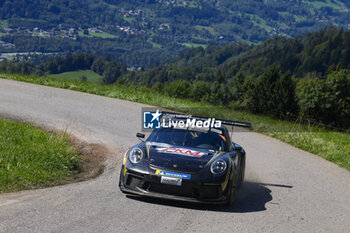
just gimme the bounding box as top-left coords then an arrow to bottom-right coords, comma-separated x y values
119,115 -> 250,205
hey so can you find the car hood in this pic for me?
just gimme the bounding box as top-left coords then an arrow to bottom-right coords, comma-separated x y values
147,142 -> 217,173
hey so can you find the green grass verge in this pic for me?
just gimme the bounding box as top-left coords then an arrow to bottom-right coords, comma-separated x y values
48,70 -> 102,83
0,118 -> 80,193
1,73 -> 349,171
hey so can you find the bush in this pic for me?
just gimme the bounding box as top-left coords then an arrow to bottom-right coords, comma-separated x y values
164,80 -> 191,98
152,82 -> 165,93
241,66 -> 297,118
102,62 -> 123,84
190,81 -> 211,101
80,75 -> 87,82
208,81 -> 233,106
296,70 -> 350,128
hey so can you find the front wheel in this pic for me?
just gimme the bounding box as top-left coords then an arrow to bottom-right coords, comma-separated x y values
119,166 -> 124,187
237,156 -> 245,188
226,177 -> 237,206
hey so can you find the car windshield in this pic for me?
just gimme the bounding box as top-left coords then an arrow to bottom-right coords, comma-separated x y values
147,128 -> 228,152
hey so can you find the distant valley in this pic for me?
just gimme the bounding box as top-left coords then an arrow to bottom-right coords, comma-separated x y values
0,0 -> 350,66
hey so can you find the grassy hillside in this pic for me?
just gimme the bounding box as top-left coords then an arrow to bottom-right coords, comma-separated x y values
0,118 -> 80,193
48,70 -> 102,83
1,73 -> 349,172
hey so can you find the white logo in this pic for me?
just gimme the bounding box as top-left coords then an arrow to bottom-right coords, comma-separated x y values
143,109 -> 222,130
143,110 -> 162,129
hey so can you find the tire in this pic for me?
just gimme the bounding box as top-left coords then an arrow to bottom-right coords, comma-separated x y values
226,176 -> 237,206
119,166 -> 124,187
237,156 -> 245,188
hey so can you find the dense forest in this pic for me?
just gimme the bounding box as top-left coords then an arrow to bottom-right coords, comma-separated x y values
123,27 -> 350,83
1,27 -> 350,129
1,0 -> 350,66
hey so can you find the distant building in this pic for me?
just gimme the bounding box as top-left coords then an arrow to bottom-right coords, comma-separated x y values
89,28 -> 103,33
127,66 -> 137,72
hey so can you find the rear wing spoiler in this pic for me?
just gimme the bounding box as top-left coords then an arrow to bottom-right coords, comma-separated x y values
161,111 -> 251,128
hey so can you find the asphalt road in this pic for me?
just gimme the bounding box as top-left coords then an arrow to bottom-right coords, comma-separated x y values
0,79 -> 349,233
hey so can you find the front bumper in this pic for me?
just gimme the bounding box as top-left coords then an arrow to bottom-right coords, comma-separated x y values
119,168 -> 229,204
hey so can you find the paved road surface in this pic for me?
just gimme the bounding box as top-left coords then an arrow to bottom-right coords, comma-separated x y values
0,79 -> 349,233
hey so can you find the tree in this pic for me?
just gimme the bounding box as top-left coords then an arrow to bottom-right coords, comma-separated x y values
274,71 -> 297,118
231,72 -> 246,101
252,65 -> 281,115
102,63 -> 122,84
296,70 -> 350,128
190,81 -> 210,101
164,81 -> 191,98
91,57 -> 106,75
241,66 -> 297,118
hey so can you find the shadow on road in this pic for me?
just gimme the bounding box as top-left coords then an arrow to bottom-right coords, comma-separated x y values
126,181 -> 293,213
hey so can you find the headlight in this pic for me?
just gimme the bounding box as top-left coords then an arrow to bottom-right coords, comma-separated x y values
210,159 -> 227,175
129,148 -> 144,164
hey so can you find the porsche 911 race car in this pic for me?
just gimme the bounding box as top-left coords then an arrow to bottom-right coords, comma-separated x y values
119,113 -> 250,205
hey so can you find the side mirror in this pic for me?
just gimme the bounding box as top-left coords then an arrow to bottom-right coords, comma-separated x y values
136,133 -> 145,141
232,142 -> 242,151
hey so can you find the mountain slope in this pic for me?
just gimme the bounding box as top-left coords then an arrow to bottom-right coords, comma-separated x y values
151,27 -> 350,80
0,0 -> 350,66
